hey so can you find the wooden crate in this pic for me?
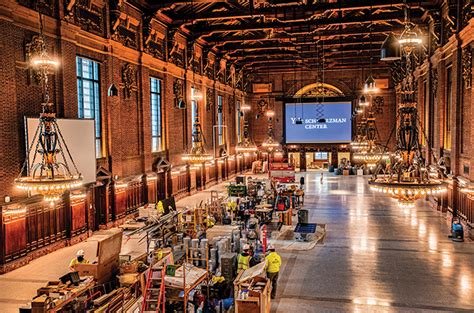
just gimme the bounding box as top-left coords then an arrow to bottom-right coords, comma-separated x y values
234,264 -> 271,313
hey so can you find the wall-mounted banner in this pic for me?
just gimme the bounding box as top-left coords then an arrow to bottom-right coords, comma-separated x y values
285,102 -> 352,143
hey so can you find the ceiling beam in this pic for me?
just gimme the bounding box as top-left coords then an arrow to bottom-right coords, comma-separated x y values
169,0 -> 429,24
205,25 -> 402,44
218,36 -> 386,53
192,11 -> 422,36
150,0 -> 228,10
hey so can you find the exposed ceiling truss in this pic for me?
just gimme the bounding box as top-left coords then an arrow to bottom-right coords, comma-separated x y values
133,0 -> 438,71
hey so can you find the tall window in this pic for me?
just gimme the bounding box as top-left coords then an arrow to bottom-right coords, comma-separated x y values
217,95 -> 224,145
150,77 -> 163,152
444,67 -> 452,150
76,56 -> 102,158
191,87 -> 198,125
236,100 -> 242,143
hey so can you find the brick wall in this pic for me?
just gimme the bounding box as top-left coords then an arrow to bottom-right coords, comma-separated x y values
0,2 -> 246,201
248,68 -> 397,149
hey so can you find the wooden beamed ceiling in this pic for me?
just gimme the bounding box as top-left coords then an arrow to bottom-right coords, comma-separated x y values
136,0 -> 436,71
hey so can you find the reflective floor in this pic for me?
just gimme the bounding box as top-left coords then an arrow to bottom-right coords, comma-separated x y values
273,173 -> 474,312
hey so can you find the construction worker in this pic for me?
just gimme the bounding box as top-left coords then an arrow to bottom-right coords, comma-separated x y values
69,249 -> 89,271
205,214 -> 215,228
265,244 -> 282,299
237,244 -> 251,272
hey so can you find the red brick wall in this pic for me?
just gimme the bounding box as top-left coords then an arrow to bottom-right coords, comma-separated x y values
0,2 -> 245,201
248,68 -> 397,148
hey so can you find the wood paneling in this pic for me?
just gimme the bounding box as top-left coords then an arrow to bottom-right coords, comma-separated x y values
71,196 -> 87,235
2,211 -> 27,262
114,188 -> 127,218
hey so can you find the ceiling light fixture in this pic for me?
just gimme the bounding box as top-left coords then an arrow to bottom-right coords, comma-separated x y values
380,33 -> 401,61
369,10 -> 446,208
15,12 -> 82,203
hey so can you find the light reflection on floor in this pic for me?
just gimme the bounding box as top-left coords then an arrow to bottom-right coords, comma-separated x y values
273,173 -> 474,313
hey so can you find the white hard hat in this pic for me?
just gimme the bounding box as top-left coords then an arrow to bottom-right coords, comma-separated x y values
268,244 -> 275,250
243,244 -> 250,251
76,249 -> 85,256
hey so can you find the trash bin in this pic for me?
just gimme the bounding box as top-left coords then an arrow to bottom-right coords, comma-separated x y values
298,209 -> 309,224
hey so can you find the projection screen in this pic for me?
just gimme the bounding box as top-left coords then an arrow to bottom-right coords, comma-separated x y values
285,102 -> 352,144
25,117 -> 97,184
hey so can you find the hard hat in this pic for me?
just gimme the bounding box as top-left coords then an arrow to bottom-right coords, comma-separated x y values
243,244 -> 250,251
76,249 -> 85,256
268,244 -> 275,250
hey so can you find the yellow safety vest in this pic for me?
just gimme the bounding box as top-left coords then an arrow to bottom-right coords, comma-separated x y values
265,252 -> 281,273
157,201 -> 165,214
237,254 -> 251,271
69,257 -> 89,269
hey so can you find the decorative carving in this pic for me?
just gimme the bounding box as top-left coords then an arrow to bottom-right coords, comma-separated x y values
294,82 -> 344,98
235,68 -> 244,89
226,64 -> 235,86
462,46 -> 472,89
168,30 -> 185,68
25,35 -> 47,85
431,67 -> 438,97
462,0 -> 473,29
64,0 -> 105,36
206,88 -> 214,112
428,10 -> 442,50
187,42 -> 201,74
372,96 -> 384,115
203,51 -> 215,79
244,72 -> 253,92
110,2 -> 139,49
18,0 -> 55,17
143,16 -> 165,60
173,79 -> 185,108
257,99 -> 268,114
216,59 -> 226,84
442,2 -> 456,45
121,63 -> 137,99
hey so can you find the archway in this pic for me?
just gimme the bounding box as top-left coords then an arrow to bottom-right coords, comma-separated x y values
294,82 -> 345,98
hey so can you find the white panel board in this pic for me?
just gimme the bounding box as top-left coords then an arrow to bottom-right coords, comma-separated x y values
25,117 -> 96,184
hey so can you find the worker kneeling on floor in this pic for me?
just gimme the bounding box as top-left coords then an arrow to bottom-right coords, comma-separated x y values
69,249 -> 89,271
265,244 -> 282,299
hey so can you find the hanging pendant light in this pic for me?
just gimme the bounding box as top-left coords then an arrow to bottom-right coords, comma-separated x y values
363,10 -> 379,95
359,94 -> 369,107
182,50 -> 213,164
15,12 -> 82,203
108,84 -> 119,97
398,0 -> 422,55
380,33 -> 401,61
352,112 -> 390,168
369,24 -> 446,208
182,113 -> 213,164
261,122 -> 280,151
363,74 -> 378,94
107,46 -> 119,97
236,119 -> 258,154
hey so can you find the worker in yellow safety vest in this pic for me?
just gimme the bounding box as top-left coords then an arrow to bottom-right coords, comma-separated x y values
237,244 -> 251,272
69,249 -> 89,271
265,244 -> 281,299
